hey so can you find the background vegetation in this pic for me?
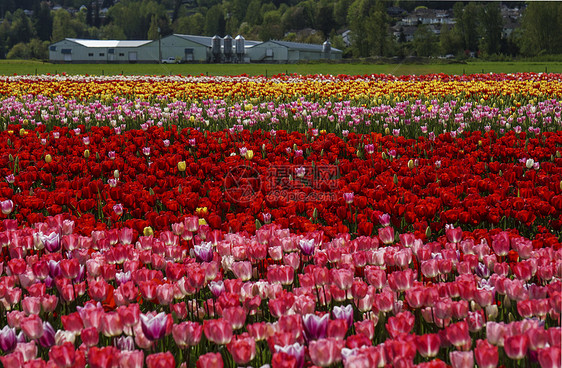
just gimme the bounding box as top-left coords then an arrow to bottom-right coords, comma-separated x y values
0,0 -> 561,61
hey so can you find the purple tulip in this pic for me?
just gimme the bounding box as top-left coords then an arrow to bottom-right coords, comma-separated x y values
193,242 -> 214,263
302,313 -> 329,341
275,342 -> 305,368
114,336 -> 135,351
298,239 -> 315,256
332,305 -> 354,329
343,192 -> 354,204
38,322 -> 55,348
0,326 -> 16,352
140,312 -> 168,341
0,200 -> 13,215
43,232 -> 60,253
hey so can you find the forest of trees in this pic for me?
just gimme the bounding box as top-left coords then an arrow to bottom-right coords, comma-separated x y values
0,0 -> 561,60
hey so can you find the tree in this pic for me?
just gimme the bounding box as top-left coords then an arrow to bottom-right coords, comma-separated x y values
51,9 -> 76,42
412,24 -> 436,57
478,2 -> 502,56
347,0 -> 373,57
173,13 -> 205,35
314,0 -> 334,38
147,14 -> 160,40
258,10 -> 282,41
439,23 -> 461,56
204,4 -> 225,36
517,2 -> 562,56
10,9 -> 36,46
452,2 -> 480,53
33,2 -> 53,42
368,0 -> 390,57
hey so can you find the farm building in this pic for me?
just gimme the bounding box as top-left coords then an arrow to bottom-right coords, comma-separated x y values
49,39 -> 152,63
246,40 -> 342,63
49,36 -> 340,64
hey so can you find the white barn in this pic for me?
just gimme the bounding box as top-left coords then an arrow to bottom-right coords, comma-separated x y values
246,40 -> 342,63
49,39 -> 152,63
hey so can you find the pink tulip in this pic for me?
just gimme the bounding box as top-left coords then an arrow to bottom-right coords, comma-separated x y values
196,352 -> 223,368
227,334 -> 256,365
20,315 -> 43,340
378,226 -> 395,245
450,351 -> 473,368
416,333 -> 441,358
309,337 -> 344,367
203,318 -> 233,345
538,346 -> 562,368
504,334 -> 529,360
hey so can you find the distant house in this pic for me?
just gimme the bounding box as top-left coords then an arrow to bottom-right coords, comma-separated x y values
49,38 -> 152,63
247,40 -> 342,63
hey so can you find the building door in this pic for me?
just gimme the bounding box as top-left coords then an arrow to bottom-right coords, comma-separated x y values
64,54 -> 72,62
128,52 -> 137,63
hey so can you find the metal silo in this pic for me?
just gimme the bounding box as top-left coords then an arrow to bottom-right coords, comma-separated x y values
211,35 -> 221,63
235,35 -> 245,63
323,40 -> 331,60
223,35 -> 233,62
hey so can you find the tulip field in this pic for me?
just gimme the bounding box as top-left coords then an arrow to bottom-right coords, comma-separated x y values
0,72 -> 560,368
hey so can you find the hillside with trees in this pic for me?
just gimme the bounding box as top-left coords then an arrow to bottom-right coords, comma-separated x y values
0,0 -> 561,61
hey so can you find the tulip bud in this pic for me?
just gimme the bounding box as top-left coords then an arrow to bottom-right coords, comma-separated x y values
485,305 -> 498,320
425,226 -> 431,238
557,151 -> 561,158
498,170 -> 502,177
177,161 -> 186,172
8,154 -> 13,162
83,149 -> 90,158
113,170 -> 119,179
385,127 -> 390,135
45,154 -> 52,163
313,208 -> 318,219
560,181 -> 562,191
381,152 -> 387,160
407,159 -> 414,169
143,227 -> 154,236
393,174 -> 398,185
19,128 -> 27,136
255,219 -> 261,230
478,140 -> 482,146
245,150 -> 254,160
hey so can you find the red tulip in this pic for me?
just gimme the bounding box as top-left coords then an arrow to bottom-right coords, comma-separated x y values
309,337 -> 344,367
196,352 -> 223,368
504,334 -> 529,360
474,339 -> 498,368
538,346 -> 562,368
271,352 -> 297,368
48,342 -> 76,368
203,318 -> 233,345
81,327 -> 99,348
416,333 -> 441,358
445,321 -> 470,349
172,321 -> 203,348
20,315 -> 44,340
378,226 -> 395,245
227,334 -> 256,365
88,346 -> 120,368
222,306 -> 247,330
146,352 -> 175,368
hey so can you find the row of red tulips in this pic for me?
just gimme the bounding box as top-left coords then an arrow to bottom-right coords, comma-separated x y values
0,125 -> 561,244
